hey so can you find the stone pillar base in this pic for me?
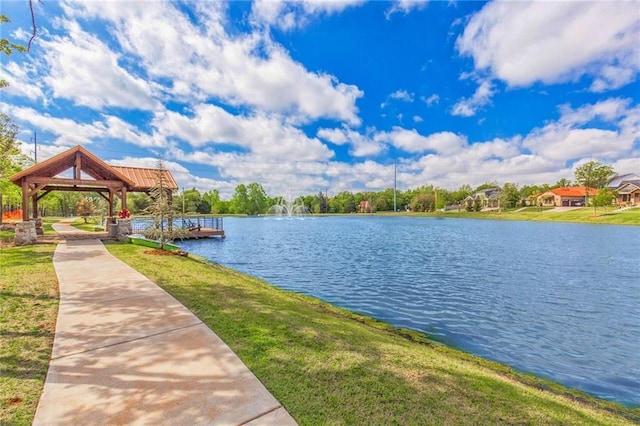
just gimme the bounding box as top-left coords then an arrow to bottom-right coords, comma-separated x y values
15,221 -> 38,246
116,219 -> 132,242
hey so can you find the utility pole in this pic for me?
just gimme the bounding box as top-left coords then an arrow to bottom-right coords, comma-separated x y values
393,160 -> 397,212
32,132 -> 38,163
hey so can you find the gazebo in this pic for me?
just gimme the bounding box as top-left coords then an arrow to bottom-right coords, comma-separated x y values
9,145 -> 178,223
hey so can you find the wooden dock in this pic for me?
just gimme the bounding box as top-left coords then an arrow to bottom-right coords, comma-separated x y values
131,216 -> 226,239
185,227 -> 226,239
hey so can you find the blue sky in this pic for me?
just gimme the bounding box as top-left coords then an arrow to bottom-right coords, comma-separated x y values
2,0 -> 639,198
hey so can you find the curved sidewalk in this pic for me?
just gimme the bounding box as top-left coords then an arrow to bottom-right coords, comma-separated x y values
34,238 -> 296,425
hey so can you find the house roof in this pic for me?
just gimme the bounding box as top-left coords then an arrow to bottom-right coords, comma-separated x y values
608,173 -> 640,188
110,166 -> 179,191
550,186 -> 598,197
616,182 -> 640,194
473,187 -> 501,198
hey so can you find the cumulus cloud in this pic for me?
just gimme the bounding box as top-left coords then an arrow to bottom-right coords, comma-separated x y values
523,98 -> 637,162
3,103 -> 156,148
40,20 -> 158,110
154,104 -> 335,162
65,0 -> 363,125
457,1 -> 640,90
375,128 -> 466,154
317,127 -> 386,157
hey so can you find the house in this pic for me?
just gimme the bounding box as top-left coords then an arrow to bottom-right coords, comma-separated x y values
464,187 -> 502,210
536,186 -> 597,207
358,200 -> 371,213
607,174 -> 640,207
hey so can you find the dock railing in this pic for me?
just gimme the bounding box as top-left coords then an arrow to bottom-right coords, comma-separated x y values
131,216 -> 224,235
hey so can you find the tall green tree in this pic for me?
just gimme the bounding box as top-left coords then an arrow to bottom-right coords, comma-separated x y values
574,161 -> 615,205
0,113 -> 30,223
230,184 -> 249,214
501,183 -> 521,209
247,182 -> 269,215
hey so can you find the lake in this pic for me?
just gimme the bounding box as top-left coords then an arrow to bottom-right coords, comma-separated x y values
177,216 -> 640,406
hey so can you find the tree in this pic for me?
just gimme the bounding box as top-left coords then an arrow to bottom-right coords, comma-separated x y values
592,188 -> 616,215
130,193 -> 152,214
230,184 -> 249,214
143,160 -> 188,247
0,113 -> 30,223
76,198 -> 96,223
554,178 -> 572,188
247,182 -> 269,215
501,183 -> 521,209
574,161 -> 615,206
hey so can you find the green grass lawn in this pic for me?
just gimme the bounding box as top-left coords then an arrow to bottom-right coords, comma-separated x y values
105,243 -> 638,425
2,237 -> 638,424
0,244 -> 58,425
71,217 -> 104,232
391,206 -> 640,225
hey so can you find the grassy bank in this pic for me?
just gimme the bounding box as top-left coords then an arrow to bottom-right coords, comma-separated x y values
106,243 -> 637,424
0,244 -> 58,425
388,206 -> 640,225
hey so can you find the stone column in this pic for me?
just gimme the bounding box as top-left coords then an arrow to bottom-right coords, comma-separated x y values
116,219 -> 132,242
35,217 -> 44,235
15,221 -> 37,246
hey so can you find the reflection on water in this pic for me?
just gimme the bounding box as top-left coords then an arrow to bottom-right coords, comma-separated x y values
179,216 -> 640,406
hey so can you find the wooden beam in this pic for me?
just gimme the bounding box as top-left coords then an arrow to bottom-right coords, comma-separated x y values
21,180 -> 29,221
109,190 -> 114,217
38,186 -> 110,193
97,192 -> 110,203
32,193 -> 38,219
26,176 -> 125,188
75,151 -> 82,180
36,190 -> 53,201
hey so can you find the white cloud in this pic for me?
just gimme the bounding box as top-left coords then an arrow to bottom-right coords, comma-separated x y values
154,104 -> 334,162
251,0 -> 365,31
390,90 -> 414,102
40,20 -> 158,110
413,116 -> 423,123
2,103 -> 156,148
386,0 -> 429,18
457,1 -> 640,91
376,128 -> 466,155
317,127 -> 386,157
1,62 -> 45,101
64,0 -> 363,125
451,80 -> 495,117
523,98 -> 637,163
422,94 -> 439,107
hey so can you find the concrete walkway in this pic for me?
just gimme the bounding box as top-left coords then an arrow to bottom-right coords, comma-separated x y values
34,238 -> 296,425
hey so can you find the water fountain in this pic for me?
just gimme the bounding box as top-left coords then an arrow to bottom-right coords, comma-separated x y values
266,196 -> 311,218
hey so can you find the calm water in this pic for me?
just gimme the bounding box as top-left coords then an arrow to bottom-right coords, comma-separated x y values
178,216 -> 640,406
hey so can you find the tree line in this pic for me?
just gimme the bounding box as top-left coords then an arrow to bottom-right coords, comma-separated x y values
0,112 -> 619,218
125,160 -> 617,216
